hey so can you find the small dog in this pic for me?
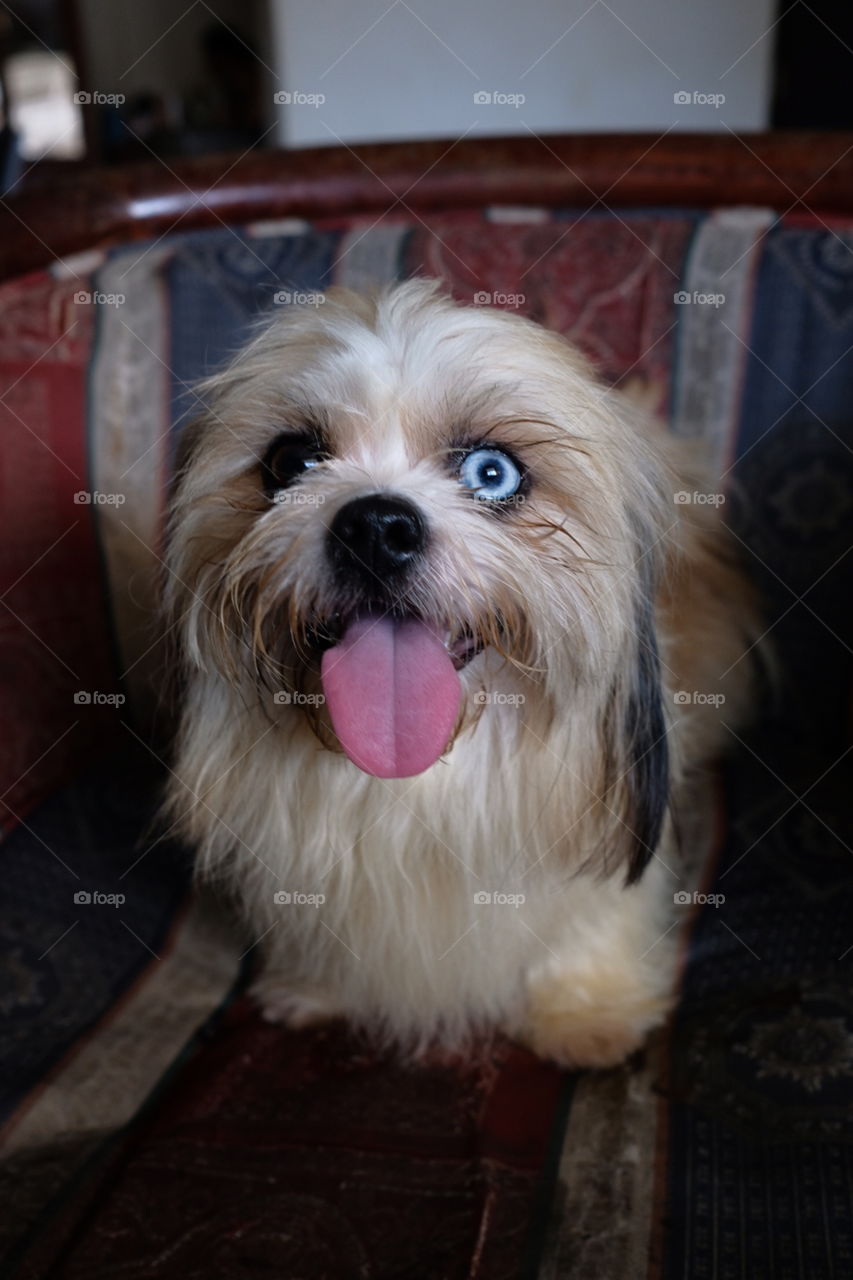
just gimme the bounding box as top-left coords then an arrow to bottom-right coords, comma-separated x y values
165,280 -> 757,1067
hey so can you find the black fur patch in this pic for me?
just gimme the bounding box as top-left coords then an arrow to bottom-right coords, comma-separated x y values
622,583 -> 670,884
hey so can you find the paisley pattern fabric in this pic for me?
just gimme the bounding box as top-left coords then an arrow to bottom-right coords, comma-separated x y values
1,205 -> 852,1277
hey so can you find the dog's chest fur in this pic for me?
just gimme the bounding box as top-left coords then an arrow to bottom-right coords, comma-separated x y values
181,665 -> 664,1046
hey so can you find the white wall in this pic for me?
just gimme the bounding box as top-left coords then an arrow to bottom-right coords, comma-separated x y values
269,0 -> 775,148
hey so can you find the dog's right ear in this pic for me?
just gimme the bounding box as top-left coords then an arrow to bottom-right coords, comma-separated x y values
599,536 -> 670,887
620,583 -> 670,885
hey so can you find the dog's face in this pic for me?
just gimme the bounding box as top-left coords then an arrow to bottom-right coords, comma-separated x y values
169,282 -> 671,865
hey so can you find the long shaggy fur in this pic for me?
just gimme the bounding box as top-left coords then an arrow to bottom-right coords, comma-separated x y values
163,280 -> 758,1065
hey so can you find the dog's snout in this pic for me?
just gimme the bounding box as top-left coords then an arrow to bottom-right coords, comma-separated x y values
328,494 -> 427,580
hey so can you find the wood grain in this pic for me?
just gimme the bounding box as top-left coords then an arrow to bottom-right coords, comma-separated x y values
2,132 -> 853,280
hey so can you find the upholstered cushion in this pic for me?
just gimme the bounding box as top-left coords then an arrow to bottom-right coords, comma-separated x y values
2,206 -> 853,1276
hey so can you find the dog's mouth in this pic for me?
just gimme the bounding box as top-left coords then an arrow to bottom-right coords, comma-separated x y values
303,608 -> 485,780
306,610 -> 484,671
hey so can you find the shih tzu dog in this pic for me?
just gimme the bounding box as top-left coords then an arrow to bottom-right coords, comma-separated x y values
164,280 -> 757,1068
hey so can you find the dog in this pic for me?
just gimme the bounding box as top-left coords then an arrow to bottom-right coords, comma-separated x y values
163,279 -> 758,1067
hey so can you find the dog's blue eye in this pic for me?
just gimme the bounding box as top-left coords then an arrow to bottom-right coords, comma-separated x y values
458,447 -> 523,501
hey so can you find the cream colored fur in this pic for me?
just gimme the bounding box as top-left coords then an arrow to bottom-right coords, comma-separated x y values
164,280 -> 757,1067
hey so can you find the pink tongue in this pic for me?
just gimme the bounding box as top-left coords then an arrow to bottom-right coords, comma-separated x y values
320,616 -> 461,778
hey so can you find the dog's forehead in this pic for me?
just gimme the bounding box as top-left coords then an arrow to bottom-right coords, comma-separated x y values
308,308 -> 541,456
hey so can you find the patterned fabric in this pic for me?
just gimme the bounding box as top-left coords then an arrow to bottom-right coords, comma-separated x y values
659,215 -> 853,1280
404,210 -> 696,393
0,268 -> 120,828
1,204 -> 852,1278
10,1009 -> 568,1280
0,741 -> 242,1261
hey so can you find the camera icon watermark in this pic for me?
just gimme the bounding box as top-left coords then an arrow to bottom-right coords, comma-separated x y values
73,290 -> 126,307
73,889 -> 126,907
273,90 -> 325,107
273,289 -> 325,307
73,90 -> 126,106
673,90 -> 725,109
673,490 -> 725,506
673,889 -> 725,907
74,490 -> 126,506
273,690 -> 326,706
473,690 -> 526,706
272,489 -> 326,505
73,690 -> 126,706
473,890 -> 526,907
272,889 -> 326,907
673,289 -> 725,308
673,690 -> 726,708
473,290 -> 525,308
473,90 -> 525,108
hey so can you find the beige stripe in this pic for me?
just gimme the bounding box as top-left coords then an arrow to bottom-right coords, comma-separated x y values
88,245 -> 174,721
671,207 -> 774,477
1,894 -> 241,1156
539,780 -> 719,1276
335,224 -> 408,292
540,1039 -> 666,1280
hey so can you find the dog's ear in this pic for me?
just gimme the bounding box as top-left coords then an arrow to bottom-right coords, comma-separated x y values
620,581 -> 670,884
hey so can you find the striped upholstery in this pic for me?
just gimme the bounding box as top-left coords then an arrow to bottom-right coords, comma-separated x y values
1,206 -> 852,1277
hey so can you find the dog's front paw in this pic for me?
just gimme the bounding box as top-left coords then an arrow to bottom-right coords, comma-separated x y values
250,976 -> 343,1029
517,966 -> 674,1070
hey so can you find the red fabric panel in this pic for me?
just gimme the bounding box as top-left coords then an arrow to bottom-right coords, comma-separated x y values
0,272 -> 120,828
406,214 -> 693,389
15,1002 -> 568,1279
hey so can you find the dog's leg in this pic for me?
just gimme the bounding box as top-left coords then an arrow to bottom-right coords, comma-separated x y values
250,972 -> 345,1028
513,862 -> 678,1069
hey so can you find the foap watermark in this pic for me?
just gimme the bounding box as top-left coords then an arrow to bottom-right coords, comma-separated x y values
74,889 -> 126,907
473,90 -> 526,108
73,290 -> 125,307
274,289 -> 325,307
273,889 -> 326,907
73,90 -> 126,106
673,90 -> 725,109
74,490 -> 126,506
74,690 -> 126,706
473,290 -> 525,308
473,690 -> 526,707
673,690 -> 726,708
674,490 -> 725,507
674,289 -> 725,308
272,488 -> 326,506
273,89 -> 325,107
674,890 -> 725,907
273,690 -> 326,706
473,890 -> 526,908
475,491 -> 526,508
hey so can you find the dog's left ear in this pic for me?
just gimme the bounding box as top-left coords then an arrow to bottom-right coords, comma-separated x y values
617,562 -> 670,885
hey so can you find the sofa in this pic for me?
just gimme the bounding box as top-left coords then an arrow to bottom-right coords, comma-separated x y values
1,133 -> 853,1278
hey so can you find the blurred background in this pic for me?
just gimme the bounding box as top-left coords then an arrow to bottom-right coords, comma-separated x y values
0,0 -> 851,191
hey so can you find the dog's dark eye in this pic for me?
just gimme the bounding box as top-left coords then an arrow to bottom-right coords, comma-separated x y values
262,433 -> 327,495
458,447 -> 524,502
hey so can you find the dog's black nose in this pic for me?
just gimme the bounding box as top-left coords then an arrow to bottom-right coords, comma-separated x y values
327,494 -> 427,581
